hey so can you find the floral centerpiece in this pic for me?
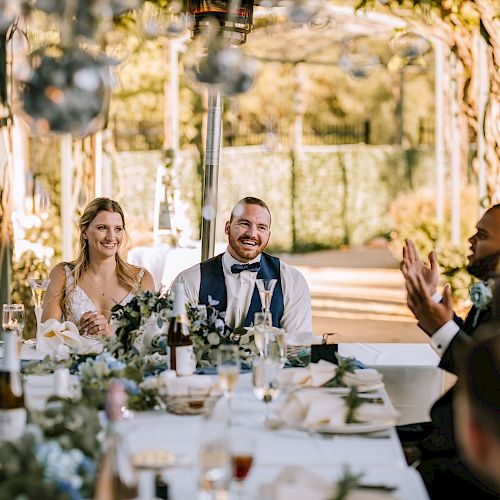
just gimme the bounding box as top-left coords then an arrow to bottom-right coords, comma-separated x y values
111,289 -> 172,355
111,291 -> 258,369
188,297 -> 257,368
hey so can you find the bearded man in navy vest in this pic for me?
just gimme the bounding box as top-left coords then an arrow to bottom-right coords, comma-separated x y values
399,204 -> 500,499
173,197 -> 312,333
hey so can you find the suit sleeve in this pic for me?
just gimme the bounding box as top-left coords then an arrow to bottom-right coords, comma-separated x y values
438,329 -> 473,375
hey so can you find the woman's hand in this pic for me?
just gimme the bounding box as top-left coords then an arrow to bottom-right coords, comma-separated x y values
79,311 -> 110,337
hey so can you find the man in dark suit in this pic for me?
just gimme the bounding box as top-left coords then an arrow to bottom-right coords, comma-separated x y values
454,326 -> 500,497
399,204 -> 500,498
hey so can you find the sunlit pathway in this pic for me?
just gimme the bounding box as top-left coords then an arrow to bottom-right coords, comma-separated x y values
281,247 -> 428,343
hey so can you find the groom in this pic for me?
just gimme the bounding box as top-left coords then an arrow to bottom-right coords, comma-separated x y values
173,197 -> 312,332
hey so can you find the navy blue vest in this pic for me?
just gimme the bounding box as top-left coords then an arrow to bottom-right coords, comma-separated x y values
199,252 -> 284,328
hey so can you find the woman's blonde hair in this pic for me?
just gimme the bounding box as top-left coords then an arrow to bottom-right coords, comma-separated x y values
63,197 -> 140,316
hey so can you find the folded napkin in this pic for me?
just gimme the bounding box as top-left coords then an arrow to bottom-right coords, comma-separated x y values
260,466 -> 332,500
277,391 -> 398,428
37,319 -> 102,359
278,360 -> 337,388
162,374 -> 215,397
278,360 -> 383,390
260,466 -> 399,500
342,368 -> 383,389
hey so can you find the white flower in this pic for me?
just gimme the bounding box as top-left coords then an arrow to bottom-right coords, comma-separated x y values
207,332 -> 221,345
470,282 -> 493,311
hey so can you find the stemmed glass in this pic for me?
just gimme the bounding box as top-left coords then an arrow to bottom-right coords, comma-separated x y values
229,430 -> 255,498
2,304 -> 25,347
28,278 -> 50,343
217,345 -> 240,422
252,357 -> 281,424
256,279 -> 277,313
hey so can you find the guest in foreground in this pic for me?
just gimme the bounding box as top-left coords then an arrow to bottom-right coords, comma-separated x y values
173,197 -> 312,332
399,204 -> 500,498
43,197 -> 154,336
454,334 -> 500,497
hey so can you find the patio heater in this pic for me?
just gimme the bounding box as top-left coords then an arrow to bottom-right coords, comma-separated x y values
188,0 -> 254,261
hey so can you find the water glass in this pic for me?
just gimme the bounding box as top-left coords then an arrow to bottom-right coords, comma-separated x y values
197,420 -> 231,500
252,357 -> 281,422
253,312 -> 272,356
263,328 -> 286,367
2,304 -> 25,342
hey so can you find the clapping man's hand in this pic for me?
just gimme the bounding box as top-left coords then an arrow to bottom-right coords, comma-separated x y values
401,239 -> 439,296
405,269 -> 453,336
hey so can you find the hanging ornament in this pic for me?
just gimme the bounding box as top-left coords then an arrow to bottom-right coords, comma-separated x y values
21,47 -> 113,136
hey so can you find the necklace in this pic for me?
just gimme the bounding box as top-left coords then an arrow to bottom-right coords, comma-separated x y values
86,272 -> 120,305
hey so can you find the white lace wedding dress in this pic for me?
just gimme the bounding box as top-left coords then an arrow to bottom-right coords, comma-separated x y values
64,265 -> 144,324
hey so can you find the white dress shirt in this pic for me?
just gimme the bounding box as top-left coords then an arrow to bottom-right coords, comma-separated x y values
429,292 -> 459,356
172,249 -> 312,333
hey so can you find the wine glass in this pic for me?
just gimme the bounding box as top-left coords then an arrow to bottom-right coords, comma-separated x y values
28,278 -> 50,343
2,304 -> 25,340
217,345 -> 240,422
252,357 -> 281,423
256,279 -> 277,313
229,430 -> 255,497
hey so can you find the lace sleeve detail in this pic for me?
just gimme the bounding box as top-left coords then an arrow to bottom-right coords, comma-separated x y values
64,264 -> 75,287
137,267 -> 145,285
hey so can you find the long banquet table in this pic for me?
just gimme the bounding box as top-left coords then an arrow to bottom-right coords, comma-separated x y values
13,343 -> 433,499
123,374 -> 430,499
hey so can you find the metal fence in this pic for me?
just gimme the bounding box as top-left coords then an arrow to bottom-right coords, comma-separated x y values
114,119 -> 371,151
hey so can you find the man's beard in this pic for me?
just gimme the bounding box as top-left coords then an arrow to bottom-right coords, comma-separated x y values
467,250 -> 500,280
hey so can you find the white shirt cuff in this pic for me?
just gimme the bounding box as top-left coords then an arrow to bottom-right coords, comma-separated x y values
430,320 -> 460,356
431,291 -> 442,303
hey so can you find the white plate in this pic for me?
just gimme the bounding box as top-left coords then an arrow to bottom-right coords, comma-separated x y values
292,382 -> 385,394
313,419 -> 396,434
321,382 -> 385,393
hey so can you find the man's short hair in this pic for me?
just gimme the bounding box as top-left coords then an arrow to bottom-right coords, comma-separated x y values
459,335 -> 500,439
230,197 -> 271,223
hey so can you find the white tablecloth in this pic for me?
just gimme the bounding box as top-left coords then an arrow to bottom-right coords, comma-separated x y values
123,374 -> 429,499
127,242 -> 227,289
340,343 -> 444,425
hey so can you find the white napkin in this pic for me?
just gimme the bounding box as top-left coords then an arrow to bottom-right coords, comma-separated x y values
163,374 -> 215,397
260,466 -> 400,500
343,369 -> 383,389
279,360 -> 337,388
37,319 -> 101,359
277,391 -> 398,428
260,466 -> 332,500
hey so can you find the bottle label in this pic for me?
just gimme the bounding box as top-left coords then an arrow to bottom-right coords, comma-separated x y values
0,408 -> 27,442
175,346 -> 196,376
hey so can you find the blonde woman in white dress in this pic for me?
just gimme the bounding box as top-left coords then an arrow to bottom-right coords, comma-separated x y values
43,197 -> 154,337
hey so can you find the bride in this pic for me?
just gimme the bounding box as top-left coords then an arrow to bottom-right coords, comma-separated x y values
42,197 -> 155,337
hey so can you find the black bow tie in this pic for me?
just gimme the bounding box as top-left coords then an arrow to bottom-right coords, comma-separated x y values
231,262 -> 261,274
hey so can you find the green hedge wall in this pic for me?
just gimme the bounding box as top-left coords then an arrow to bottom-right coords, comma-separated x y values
118,145 -> 435,253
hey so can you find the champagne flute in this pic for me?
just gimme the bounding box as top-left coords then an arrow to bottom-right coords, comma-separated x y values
256,279 -> 277,313
252,357 -> 281,423
217,345 -> 240,422
28,278 -> 50,344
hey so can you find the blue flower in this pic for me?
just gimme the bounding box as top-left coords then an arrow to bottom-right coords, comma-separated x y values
120,378 -> 139,395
